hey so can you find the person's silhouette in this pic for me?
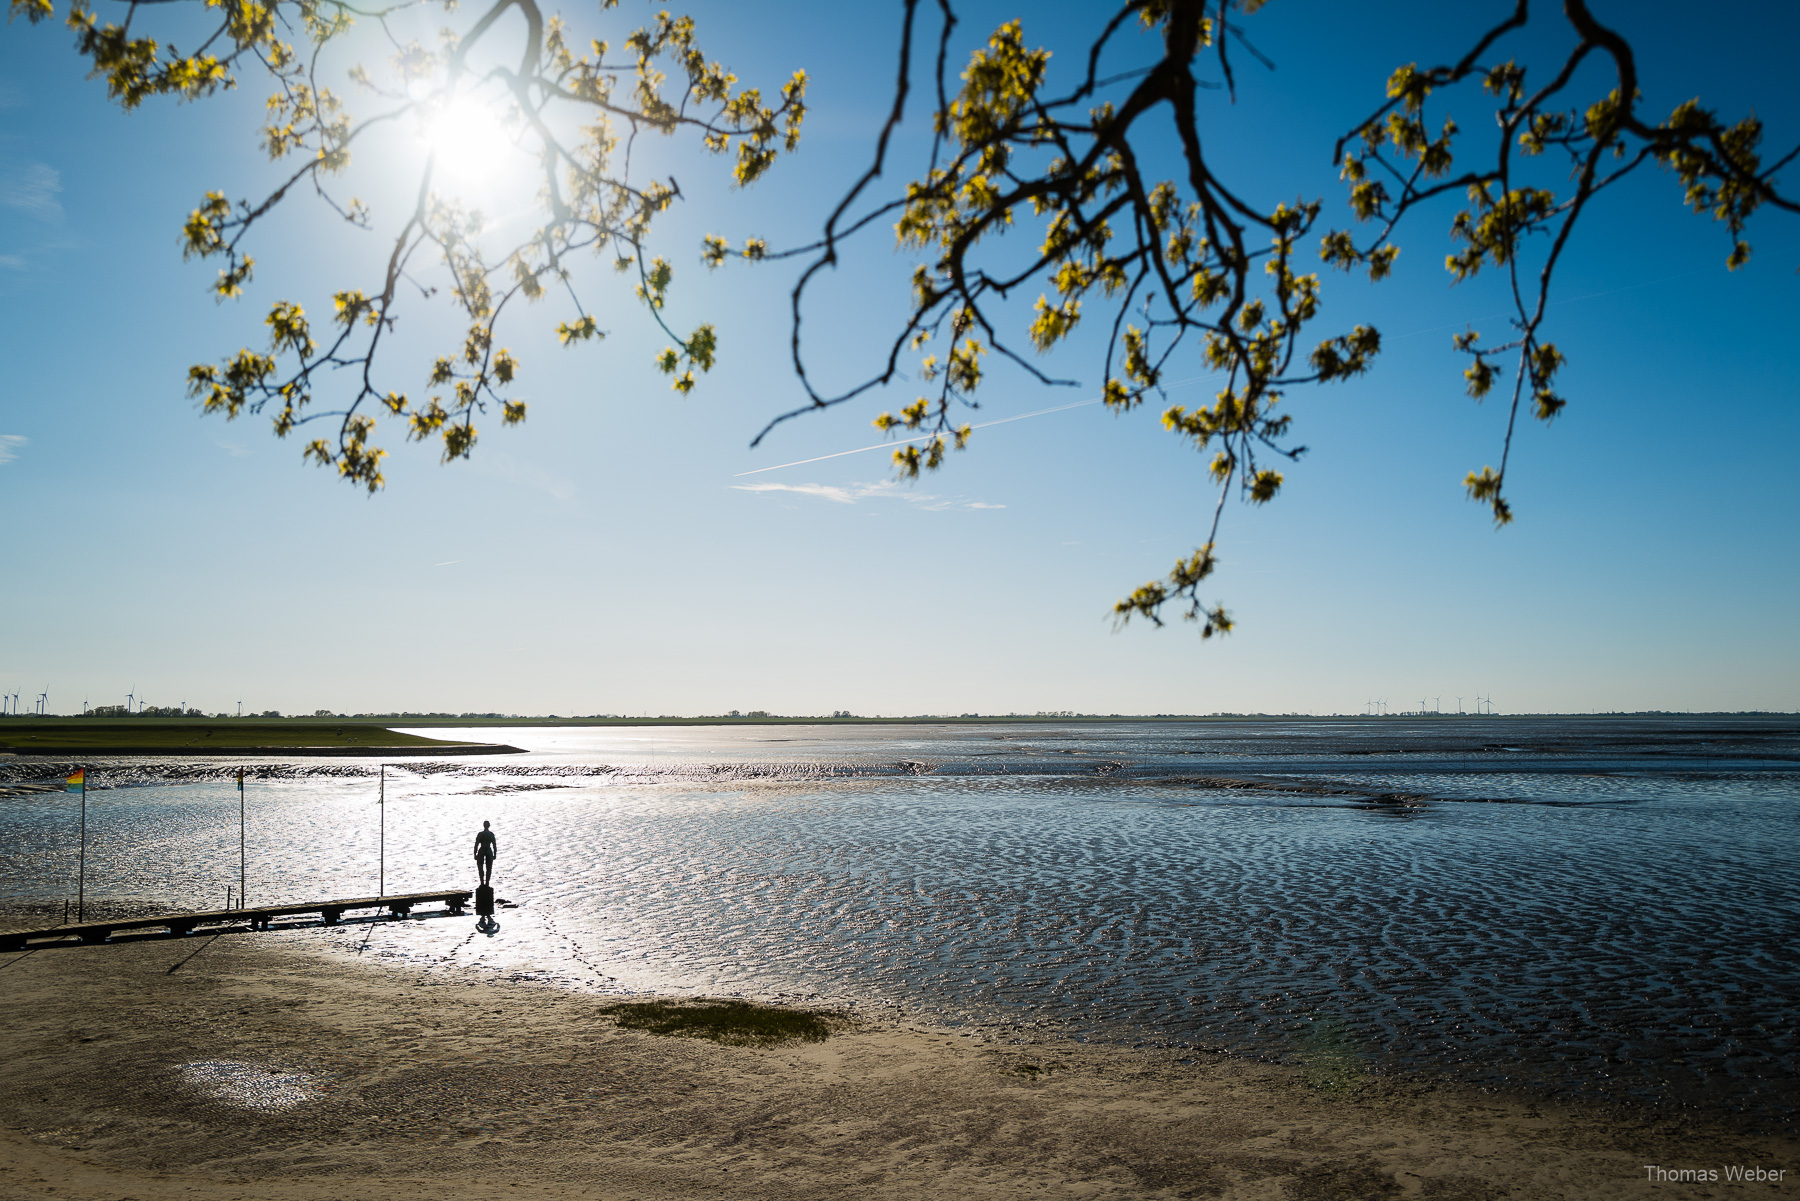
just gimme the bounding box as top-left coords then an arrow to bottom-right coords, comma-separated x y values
474,821 -> 497,887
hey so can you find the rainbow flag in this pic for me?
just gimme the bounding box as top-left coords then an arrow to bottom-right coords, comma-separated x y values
65,769 -> 85,793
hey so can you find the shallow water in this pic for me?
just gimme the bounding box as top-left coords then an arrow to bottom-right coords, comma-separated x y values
3,717 -> 1796,1124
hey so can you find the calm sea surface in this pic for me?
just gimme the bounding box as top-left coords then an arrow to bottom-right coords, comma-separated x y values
4,717 -> 1796,1125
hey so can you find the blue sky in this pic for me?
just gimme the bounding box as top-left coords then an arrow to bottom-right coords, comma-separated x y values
2,0 -> 1796,717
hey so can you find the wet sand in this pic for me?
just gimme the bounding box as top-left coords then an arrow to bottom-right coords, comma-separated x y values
0,923 -> 1791,1200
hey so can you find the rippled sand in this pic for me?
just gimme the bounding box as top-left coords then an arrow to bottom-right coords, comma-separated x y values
2,925 -> 1793,1200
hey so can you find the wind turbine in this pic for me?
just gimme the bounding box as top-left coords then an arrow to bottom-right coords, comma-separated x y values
126,687 -> 135,715
36,688 -> 48,716
1455,696 -> 1464,714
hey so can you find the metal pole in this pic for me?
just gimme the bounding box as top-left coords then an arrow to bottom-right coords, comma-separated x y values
239,768 -> 246,907
77,770 -> 87,922
379,764 -> 385,898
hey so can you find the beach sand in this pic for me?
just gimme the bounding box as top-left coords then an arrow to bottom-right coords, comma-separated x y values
0,922 -> 1790,1200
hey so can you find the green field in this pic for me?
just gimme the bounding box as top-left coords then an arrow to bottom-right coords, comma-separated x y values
0,713 -> 1387,730
0,721 -> 508,755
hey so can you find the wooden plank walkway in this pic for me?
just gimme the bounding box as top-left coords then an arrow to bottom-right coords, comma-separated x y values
0,889 -> 473,951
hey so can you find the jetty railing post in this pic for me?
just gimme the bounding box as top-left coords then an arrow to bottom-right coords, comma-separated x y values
77,767 -> 87,923
379,764 -> 385,898
238,768 -> 246,908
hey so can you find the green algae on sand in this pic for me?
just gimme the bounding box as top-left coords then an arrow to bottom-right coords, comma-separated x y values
599,998 -> 843,1047
0,720 -> 519,756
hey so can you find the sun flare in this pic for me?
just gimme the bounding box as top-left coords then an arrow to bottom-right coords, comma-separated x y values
420,92 -> 519,191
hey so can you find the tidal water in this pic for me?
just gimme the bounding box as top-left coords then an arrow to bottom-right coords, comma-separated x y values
3,716 -> 1796,1125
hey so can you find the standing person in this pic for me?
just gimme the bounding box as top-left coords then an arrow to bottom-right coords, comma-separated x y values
473,821 -> 497,887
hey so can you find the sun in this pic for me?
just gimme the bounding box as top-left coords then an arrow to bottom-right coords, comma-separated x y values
420,91 -> 520,194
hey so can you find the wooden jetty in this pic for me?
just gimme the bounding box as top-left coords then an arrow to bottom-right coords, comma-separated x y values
0,889 -> 473,952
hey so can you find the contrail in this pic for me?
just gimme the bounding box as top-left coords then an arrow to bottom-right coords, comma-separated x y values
732,371 -> 1224,478
733,252 -> 1789,481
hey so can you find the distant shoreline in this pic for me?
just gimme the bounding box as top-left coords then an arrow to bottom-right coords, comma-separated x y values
0,743 -> 524,758
3,712 -> 1793,759
3,711 -> 1795,730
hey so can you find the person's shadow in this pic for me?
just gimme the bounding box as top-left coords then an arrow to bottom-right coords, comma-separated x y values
476,915 -> 501,936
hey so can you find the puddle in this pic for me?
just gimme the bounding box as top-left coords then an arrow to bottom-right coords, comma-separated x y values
178,1061 -> 318,1110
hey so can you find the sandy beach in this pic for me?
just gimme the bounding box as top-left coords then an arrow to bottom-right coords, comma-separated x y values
0,916 -> 1790,1201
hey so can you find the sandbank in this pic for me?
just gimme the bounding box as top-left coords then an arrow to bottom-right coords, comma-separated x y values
0,720 -> 522,757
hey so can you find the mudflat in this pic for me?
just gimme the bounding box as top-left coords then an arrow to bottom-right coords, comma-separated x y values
0,925 -> 1789,1200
